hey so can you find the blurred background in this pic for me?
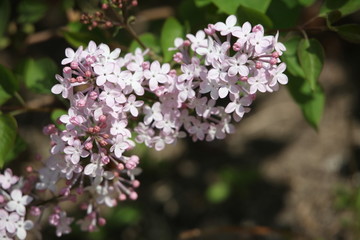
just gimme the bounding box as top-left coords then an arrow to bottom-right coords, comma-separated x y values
1,0 -> 360,239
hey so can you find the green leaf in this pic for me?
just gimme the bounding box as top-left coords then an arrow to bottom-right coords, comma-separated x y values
51,109 -> 67,130
0,64 -> 19,95
211,0 -> 241,14
282,36 -> 305,77
194,0 -> 212,7
237,0 -> 271,13
324,10 -> 342,26
0,0 -> 10,38
4,135 -> 27,164
267,0 -> 301,29
298,0 -> 316,6
129,33 -> 160,54
0,114 -> 17,168
0,85 -> 11,106
320,0 -> 360,18
112,206 -> 141,224
211,0 -> 270,14
17,0 -> 48,24
22,58 -> 58,94
286,74 -> 325,129
236,5 -> 273,29
297,38 -> 324,91
206,181 -> 230,203
160,17 -> 184,62
63,22 -> 105,48
333,24 -> 360,44
280,0 -> 299,8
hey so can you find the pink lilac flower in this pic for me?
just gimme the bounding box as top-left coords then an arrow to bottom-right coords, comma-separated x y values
0,169 -> 19,189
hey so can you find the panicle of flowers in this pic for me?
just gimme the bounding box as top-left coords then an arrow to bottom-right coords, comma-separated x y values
0,169 -> 34,239
0,15 -> 288,238
170,15 -> 288,141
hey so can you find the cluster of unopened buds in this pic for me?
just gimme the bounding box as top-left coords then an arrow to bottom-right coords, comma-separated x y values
0,15 -> 287,239
80,0 -> 138,30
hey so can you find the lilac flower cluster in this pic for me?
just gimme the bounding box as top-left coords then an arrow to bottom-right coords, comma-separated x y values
0,15 -> 287,238
0,169 -> 34,239
170,15 -> 287,141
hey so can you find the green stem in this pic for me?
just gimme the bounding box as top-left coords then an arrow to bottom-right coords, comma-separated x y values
14,92 -> 26,107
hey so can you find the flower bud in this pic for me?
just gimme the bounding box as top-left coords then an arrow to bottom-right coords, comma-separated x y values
70,61 -> 78,69
98,217 -> 106,226
132,180 -> 140,188
30,206 -> 41,216
84,142 -> 93,150
89,91 -> 98,100
129,191 -> 138,200
63,66 -> 72,74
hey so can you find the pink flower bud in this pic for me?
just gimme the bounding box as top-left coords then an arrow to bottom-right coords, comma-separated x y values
70,77 -> 77,83
88,225 -> 96,232
102,134 -> 109,139
101,156 -> 110,165
117,163 -> 125,170
204,24 -> 216,35
142,62 -> 150,70
255,62 -> 262,69
99,115 -> 107,123
105,21 -> 113,28
93,126 -> 101,133
183,40 -> 191,47
70,116 -> 81,125
272,51 -> 280,58
63,66 -> 72,74
252,24 -> 264,33
233,42 -> 241,51
173,52 -> 183,63
129,191 -> 138,200
85,142 -> 93,150
70,61 -> 78,69
30,206 -> 41,216
132,180 -> 140,188
240,76 -> 248,82
89,91 -> 98,100
43,124 -> 57,135
0,195 -> 4,203
101,3 -> 108,9
98,217 -> 106,226
99,139 -> 108,147
270,58 -> 277,65
169,69 -> 177,78
85,70 -> 92,78
119,194 -> 127,201
77,99 -> 86,107
49,214 -> 60,226
76,76 -> 84,82
126,155 -> 139,169
26,166 -> 33,173
88,127 -> 94,133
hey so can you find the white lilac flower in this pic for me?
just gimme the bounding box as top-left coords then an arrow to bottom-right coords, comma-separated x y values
5,189 -> 33,216
0,169 -> 18,190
